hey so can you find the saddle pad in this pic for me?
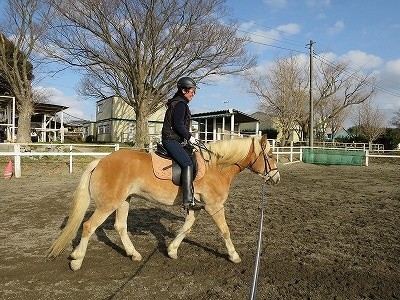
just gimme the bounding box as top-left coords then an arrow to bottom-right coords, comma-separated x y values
150,151 -> 206,181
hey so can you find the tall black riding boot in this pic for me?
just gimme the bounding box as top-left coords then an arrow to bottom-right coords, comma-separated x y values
181,166 -> 205,210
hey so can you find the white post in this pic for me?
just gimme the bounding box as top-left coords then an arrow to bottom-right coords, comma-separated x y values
222,116 -> 225,140
204,118 -> 208,142
290,141 -> 294,162
14,143 -> 21,178
230,111 -> 235,139
60,111 -> 65,143
365,150 -> 369,166
213,117 -> 217,141
12,97 -> 16,142
255,121 -> 259,136
69,145 -> 73,173
42,115 -> 47,142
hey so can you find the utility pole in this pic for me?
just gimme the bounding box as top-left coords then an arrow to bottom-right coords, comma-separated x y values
307,40 -> 315,147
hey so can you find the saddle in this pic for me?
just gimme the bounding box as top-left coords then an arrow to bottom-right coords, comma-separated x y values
150,143 -> 205,185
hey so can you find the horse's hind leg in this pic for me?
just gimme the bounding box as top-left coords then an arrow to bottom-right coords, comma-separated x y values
114,200 -> 142,261
70,209 -> 111,271
167,210 -> 200,259
207,205 -> 241,263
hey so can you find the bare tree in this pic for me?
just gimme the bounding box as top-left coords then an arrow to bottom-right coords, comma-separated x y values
314,55 -> 377,138
44,0 -> 255,148
354,100 -> 386,150
0,0 -> 53,142
391,108 -> 400,128
246,55 -> 309,145
247,52 -> 378,145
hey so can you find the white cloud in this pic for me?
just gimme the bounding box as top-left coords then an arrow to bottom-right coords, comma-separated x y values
328,20 -> 344,35
386,59 -> 400,76
263,0 -> 287,8
306,0 -> 331,7
342,50 -> 383,69
34,86 -> 95,120
276,23 -> 301,35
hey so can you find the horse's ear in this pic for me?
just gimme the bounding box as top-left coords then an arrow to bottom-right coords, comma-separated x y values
260,134 -> 268,149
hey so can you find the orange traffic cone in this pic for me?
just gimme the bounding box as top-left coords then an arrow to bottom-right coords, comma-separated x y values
3,160 -> 13,180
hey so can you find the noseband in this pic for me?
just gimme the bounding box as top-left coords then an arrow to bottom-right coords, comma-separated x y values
234,139 -> 279,182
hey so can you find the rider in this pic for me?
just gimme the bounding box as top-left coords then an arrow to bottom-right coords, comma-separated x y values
161,77 -> 205,210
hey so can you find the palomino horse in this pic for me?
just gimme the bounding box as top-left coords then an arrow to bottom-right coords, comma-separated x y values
47,135 -> 280,271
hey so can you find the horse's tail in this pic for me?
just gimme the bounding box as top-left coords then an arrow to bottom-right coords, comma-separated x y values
47,158 -> 100,258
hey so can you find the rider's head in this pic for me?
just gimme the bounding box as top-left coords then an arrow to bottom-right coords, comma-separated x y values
177,77 -> 197,101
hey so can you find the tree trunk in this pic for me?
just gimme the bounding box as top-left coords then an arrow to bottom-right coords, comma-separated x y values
134,107 -> 149,150
16,100 -> 33,143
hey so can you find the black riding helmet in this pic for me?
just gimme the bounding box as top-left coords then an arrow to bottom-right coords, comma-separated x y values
177,77 -> 197,89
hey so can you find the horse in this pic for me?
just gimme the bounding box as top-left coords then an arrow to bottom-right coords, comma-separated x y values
47,135 -> 280,271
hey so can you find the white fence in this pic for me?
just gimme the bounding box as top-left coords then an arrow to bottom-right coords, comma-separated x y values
1,142 -> 399,178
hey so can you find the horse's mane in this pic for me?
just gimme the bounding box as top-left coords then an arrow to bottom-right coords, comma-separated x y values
200,136 -> 263,167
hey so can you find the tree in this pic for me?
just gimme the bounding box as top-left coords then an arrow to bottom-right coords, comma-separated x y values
44,0 -> 255,148
246,53 -> 377,144
313,55 -> 376,140
354,100 -> 386,150
0,0 -> 53,142
391,108 -> 400,128
246,55 -> 309,145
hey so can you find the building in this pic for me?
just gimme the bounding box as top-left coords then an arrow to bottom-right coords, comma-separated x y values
90,96 -> 166,143
0,95 -> 67,142
191,109 -> 260,141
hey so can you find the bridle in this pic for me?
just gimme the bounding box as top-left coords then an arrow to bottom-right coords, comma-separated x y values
234,139 -> 279,183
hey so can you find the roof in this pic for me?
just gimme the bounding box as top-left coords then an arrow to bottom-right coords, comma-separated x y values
33,102 -> 68,115
191,109 -> 259,123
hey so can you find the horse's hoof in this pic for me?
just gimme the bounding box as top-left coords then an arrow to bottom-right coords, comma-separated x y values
229,252 -> 241,263
70,259 -> 82,271
168,251 -> 178,260
131,253 -> 142,261
230,257 -> 241,263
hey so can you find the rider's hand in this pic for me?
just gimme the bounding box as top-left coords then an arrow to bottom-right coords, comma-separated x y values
189,136 -> 196,144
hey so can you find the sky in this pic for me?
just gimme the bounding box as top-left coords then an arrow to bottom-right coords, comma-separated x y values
5,0 -> 400,125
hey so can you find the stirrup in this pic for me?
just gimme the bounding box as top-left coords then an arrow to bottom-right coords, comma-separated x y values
182,199 -> 205,211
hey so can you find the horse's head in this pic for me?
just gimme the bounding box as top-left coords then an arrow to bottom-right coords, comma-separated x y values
247,135 -> 280,184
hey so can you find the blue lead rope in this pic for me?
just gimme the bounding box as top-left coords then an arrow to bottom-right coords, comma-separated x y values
249,181 -> 267,300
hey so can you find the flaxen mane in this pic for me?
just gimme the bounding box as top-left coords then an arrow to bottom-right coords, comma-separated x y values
201,136 -> 262,167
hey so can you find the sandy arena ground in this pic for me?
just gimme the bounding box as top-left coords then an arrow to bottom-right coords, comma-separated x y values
0,161 -> 399,299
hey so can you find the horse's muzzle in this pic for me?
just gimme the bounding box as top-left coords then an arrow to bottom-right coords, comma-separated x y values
260,169 -> 280,185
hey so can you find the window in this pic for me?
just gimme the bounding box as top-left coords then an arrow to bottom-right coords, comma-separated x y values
97,103 -> 103,114
97,123 -> 110,134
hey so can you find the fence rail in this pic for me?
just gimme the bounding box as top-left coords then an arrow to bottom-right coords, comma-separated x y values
1,142 -> 399,178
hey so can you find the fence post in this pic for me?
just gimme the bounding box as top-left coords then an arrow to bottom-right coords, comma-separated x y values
365,150 -> 369,166
69,145 -> 73,173
290,141 -> 293,162
14,143 -> 21,178
275,147 -> 279,163
300,147 -> 303,162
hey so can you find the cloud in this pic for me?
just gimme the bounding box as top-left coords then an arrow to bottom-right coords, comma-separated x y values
306,0 -> 331,7
276,23 -> 301,35
263,0 -> 287,8
386,59 -> 400,76
33,86 -> 95,120
342,50 -> 383,69
328,20 -> 344,35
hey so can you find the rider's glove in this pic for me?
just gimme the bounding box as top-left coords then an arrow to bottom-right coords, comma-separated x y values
189,136 -> 196,144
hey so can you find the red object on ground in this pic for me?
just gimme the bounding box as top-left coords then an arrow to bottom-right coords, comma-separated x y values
3,160 -> 13,180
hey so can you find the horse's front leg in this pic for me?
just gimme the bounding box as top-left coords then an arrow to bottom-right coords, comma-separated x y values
206,205 -> 241,263
114,200 -> 142,261
167,210 -> 200,259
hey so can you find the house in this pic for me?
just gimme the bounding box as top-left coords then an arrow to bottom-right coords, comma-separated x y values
91,96 -> 166,143
0,95 -> 68,142
191,109 -> 260,141
240,111 -> 301,142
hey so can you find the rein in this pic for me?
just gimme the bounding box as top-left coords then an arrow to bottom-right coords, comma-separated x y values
234,138 -> 278,182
